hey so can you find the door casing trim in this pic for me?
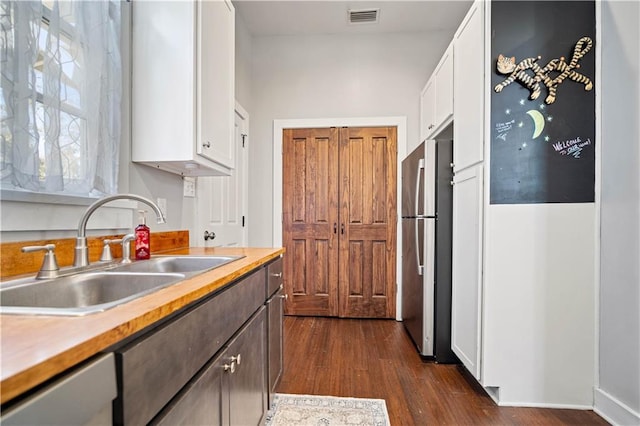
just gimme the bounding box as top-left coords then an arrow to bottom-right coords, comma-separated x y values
273,116 -> 407,321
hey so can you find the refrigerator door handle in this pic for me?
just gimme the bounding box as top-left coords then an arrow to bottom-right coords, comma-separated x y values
415,158 -> 425,217
415,217 -> 424,276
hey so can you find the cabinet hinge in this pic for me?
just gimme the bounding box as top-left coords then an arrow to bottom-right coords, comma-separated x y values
241,134 -> 247,148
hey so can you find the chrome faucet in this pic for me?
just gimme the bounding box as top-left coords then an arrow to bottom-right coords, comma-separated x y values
74,194 -> 166,267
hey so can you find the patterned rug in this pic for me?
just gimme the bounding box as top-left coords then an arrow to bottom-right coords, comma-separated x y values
265,393 -> 390,426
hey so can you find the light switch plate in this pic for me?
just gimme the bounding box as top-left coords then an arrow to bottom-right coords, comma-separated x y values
183,177 -> 196,197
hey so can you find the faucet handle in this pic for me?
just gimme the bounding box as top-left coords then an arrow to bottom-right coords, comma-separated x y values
22,244 -> 60,280
99,239 -> 121,263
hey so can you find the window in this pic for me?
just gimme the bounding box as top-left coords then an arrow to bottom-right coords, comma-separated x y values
0,0 -> 122,197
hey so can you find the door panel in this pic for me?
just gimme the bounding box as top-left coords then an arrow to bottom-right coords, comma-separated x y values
282,128 -> 339,316
339,127 -> 397,318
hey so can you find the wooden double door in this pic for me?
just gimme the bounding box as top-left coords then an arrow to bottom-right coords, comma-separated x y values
282,126 -> 397,318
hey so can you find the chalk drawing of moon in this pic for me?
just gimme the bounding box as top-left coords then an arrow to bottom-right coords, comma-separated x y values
526,109 -> 545,139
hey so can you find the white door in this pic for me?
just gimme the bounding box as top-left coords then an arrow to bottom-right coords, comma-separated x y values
196,104 -> 249,247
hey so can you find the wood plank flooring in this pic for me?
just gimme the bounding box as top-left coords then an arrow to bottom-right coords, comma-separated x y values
276,316 -> 609,425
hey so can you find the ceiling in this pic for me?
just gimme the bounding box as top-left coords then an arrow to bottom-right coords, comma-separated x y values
233,1 -> 474,37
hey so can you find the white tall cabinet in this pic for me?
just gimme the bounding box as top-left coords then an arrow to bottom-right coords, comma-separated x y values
451,0 -> 485,381
132,0 -> 235,176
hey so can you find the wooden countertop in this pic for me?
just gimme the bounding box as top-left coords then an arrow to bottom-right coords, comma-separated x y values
0,247 -> 284,405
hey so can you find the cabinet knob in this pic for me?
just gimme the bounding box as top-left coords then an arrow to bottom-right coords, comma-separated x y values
224,361 -> 236,374
270,272 -> 282,278
203,141 -> 211,148
204,230 -> 216,241
231,354 -> 241,366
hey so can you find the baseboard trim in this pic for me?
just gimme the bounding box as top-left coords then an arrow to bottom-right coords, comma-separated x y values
496,401 -> 594,410
594,388 -> 640,426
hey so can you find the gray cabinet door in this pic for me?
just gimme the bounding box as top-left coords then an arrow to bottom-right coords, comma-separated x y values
268,287 -> 284,404
151,352 -> 223,426
225,307 -> 267,426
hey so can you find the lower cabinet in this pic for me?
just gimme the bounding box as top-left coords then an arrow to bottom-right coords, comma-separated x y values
266,257 -> 284,405
451,164 -> 483,379
112,262 -> 279,426
267,286 -> 284,403
152,308 -> 267,426
226,308 -> 268,426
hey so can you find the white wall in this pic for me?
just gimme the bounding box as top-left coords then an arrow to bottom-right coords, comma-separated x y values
595,1 -> 640,424
235,13 -> 252,112
248,31 -> 451,246
482,204 -> 596,407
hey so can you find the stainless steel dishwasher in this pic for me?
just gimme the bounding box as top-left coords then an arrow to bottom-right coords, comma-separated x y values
1,354 -> 117,426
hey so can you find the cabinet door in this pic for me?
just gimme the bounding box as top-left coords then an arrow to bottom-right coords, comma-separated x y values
151,353 -> 223,426
451,164 -> 483,379
420,78 -> 436,141
453,1 -> 484,171
224,308 -> 267,426
434,46 -> 454,127
198,0 -> 235,169
132,0 -> 195,164
267,287 -> 284,404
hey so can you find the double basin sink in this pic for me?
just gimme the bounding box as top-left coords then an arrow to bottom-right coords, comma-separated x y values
0,255 -> 244,316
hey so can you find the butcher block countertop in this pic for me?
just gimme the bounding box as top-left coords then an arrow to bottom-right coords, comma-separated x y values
0,246 -> 284,405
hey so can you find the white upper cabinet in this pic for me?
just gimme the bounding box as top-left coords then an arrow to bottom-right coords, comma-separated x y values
452,1 -> 484,172
420,79 -> 436,141
420,44 -> 454,141
132,0 -> 235,177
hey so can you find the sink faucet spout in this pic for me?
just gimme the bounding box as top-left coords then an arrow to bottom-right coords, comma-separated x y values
74,194 -> 166,267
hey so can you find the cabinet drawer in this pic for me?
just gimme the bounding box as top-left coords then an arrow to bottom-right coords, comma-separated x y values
266,257 -> 283,297
114,270 -> 265,425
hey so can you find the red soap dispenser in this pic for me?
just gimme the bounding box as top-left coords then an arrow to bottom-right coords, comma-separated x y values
135,210 -> 151,260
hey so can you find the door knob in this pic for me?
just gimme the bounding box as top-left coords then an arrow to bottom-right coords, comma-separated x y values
204,230 -> 216,241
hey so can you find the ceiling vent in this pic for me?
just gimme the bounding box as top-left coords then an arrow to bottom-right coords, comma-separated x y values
348,8 -> 380,25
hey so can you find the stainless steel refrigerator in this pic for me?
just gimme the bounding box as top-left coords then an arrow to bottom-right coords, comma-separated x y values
401,139 -> 457,362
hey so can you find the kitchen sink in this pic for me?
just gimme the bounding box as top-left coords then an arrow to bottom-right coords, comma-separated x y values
0,255 -> 245,316
109,255 -> 243,274
0,272 -> 186,316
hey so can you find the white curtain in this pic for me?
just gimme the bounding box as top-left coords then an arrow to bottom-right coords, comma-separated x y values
0,0 -> 121,196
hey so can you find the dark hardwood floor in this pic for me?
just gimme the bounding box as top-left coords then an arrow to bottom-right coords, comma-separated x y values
276,316 -> 609,425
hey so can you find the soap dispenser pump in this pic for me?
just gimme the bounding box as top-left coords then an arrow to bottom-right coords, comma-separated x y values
135,210 -> 151,260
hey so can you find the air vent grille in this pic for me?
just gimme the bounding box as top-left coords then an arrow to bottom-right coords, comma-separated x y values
348,9 -> 380,25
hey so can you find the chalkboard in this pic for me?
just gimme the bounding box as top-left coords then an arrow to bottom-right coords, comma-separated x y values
490,1 -> 596,204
